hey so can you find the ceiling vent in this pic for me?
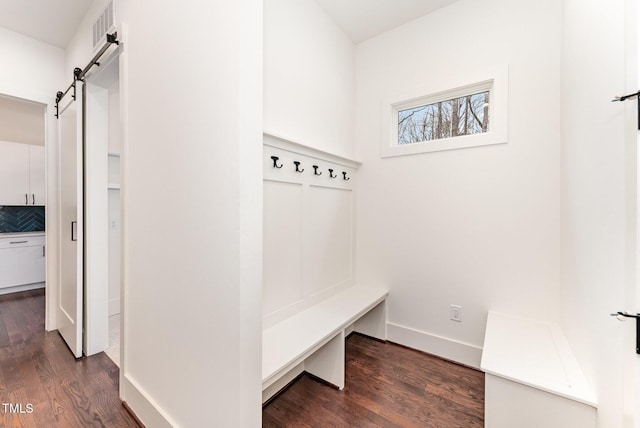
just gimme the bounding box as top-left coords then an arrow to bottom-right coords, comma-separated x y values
93,1 -> 116,52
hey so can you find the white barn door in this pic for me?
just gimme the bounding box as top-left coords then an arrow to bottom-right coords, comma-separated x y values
57,83 -> 84,358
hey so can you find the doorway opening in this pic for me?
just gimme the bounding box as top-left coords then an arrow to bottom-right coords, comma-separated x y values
0,93 -> 47,308
55,34 -> 123,367
85,53 -> 122,367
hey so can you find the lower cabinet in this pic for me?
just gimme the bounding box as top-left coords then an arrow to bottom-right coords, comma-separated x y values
0,235 -> 45,289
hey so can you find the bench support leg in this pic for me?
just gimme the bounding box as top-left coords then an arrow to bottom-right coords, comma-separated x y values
354,301 -> 386,340
306,331 -> 345,390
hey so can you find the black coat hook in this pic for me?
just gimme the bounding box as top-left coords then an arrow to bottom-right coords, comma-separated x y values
329,169 -> 337,178
294,161 -> 304,173
342,171 -> 350,181
313,165 -> 322,176
270,156 -> 283,168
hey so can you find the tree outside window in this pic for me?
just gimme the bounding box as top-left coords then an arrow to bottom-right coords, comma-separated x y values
398,91 -> 490,145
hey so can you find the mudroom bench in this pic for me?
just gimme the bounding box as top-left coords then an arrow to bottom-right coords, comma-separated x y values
481,311 -> 597,428
262,285 -> 388,403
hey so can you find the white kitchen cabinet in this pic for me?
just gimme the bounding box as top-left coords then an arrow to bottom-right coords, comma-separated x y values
0,235 -> 45,289
0,141 -> 45,205
29,145 -> 46,205
0,141 -> 30,205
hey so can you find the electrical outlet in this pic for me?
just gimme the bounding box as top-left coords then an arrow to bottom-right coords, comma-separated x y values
450,305 -> 462,322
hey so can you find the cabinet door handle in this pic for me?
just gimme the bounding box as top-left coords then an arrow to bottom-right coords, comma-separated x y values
10,241 -> 28,244
42,246 -> 45,257
25,194 -> 28,204
32,194 -> 35,205
71,221 -> 77,242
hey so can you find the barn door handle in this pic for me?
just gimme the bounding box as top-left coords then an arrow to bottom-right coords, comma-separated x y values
611,311 -> 640,354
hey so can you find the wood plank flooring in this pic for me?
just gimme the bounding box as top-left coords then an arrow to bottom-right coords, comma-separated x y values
0,289 -> 139,428
1,290 -> 484,427
263,334 -> 484,427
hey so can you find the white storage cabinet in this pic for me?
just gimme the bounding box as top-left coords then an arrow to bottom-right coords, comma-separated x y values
0,141 -> 45,205
0,235 -> 46,289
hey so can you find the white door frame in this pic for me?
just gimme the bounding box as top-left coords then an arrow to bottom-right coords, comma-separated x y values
81,26 -> 129,402
0,89 -> 59,332
115,23 -> 129,400
84,76 -> 110,355
83,36 -> 123,357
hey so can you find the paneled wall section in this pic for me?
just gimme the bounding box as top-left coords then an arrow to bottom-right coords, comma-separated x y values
263,134 -> 360,328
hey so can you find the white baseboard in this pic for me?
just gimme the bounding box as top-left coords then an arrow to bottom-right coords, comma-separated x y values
262,362 -> 305,404
122,374 -> 176,428
386,322 -> 483,369
0,282 -> 45,296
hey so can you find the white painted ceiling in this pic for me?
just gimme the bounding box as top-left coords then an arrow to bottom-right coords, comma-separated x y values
0,2 -> 88,147
0,0 -> 458,147
0,95 -> 45,146
0,0 -> 94,48
0,0 -> 459,49
314,0 -> 460,43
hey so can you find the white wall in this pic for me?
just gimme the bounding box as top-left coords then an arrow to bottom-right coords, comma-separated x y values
0,27 -> 65,100
107,78 -> 121,154
264,0 -> 355,158
65,0 -> 263,426
107,183 -> 120,316
354,0 -> 563,367
0,26 -> 65,331
107,78 -> 120,316
560,0 -> 636,426
64,0 -> 106,76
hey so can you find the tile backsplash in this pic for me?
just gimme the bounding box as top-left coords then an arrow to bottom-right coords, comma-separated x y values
0,206 -> 45,233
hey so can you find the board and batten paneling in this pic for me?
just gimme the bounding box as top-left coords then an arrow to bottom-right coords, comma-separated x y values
306,186 -> 352,295
263,133 -> 360,328
263,181 -> 304,315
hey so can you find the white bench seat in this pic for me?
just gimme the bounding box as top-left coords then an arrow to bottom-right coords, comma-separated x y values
262,286 -> 388,402
481,311 -> 597,428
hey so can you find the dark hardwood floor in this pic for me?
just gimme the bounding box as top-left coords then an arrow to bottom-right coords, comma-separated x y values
263,334 -> 484,428
1,290 -> 483,427
0,289 -> 139,428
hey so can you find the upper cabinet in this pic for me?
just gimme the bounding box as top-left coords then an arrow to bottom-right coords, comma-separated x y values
29,145 -> 45,205
0,141 -> 45,206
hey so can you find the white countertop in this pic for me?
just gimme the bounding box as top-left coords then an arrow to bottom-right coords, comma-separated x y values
0,231 -> 45,238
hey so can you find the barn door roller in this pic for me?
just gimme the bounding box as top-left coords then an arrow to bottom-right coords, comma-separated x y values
612,91 -> 640,130
611,311 -> 640,354
55,32 -> 119,118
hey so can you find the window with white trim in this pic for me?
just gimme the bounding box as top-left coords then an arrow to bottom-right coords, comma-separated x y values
398,90 -> 490,144
381,65 -> 508,157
